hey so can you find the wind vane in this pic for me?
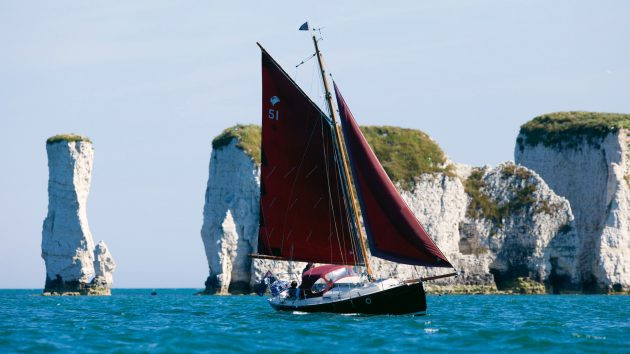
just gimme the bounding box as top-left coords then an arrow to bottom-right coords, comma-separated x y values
299,21 -> 324,36
296,21 -> 324,68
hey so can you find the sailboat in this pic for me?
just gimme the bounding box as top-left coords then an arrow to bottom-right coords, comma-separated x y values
251,25 -> 456,315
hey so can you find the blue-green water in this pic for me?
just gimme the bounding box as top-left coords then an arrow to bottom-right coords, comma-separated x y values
0,289 -> 628,352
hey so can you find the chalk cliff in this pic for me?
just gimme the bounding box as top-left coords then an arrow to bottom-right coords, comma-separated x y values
369,162 -> 578,294
42,135 -> 115,295
458,163 -> 578,292
200,125 -> 305,294
202,125 -> 580,294
515,112 -> 630,292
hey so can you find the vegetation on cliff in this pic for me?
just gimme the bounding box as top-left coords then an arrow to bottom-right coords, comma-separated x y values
212,125 -> 262,163
464,168 -> 497,222
212,124 -> 454,188
46,134 -> 92,144
503,277 -> 547,294
359,126 -> 455,190
464,164 -> 538,226
517,111 -> 630,151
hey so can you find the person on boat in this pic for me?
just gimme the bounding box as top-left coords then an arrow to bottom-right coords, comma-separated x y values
254,270 -> 279,296
287,281 -> 299,299
302,262 -> 314,275
270,280 -> 288,297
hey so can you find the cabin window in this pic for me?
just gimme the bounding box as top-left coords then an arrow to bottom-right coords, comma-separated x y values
311,278 -> 327,293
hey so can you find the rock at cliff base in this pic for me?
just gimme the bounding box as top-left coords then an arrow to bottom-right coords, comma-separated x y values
93,241 -> 116,290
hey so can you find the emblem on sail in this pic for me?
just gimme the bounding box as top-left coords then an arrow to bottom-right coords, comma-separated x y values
270,96 -> 280,106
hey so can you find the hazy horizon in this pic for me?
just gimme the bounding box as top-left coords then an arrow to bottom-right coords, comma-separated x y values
2,0 -> 629,288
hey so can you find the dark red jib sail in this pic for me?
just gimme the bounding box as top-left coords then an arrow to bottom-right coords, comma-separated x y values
334,82 -> 453,267
257,45 -> 361,265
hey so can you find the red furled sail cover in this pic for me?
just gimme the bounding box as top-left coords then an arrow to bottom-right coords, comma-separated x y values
257,46 -> 360,265
334,82 -> 453,268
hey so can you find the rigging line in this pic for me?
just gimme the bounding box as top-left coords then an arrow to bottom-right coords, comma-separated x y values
311,42 -> 330,117
323,112 -> 356,267
317,82 -> 351,264
315,62 -> 329,118
289,244 -> 294,267
341,141 -> 361,268
312,58 -> 359,267
309,59 -> 317,107
312,66 -> 345,265
330,133 -> 359,267
324,119 -> 358,267
320,117 -> 348,266
328,72 -> 341,116
334,128 -> 370,272
295,52 -> 317,68
318,74 -> 329,117
332,141 -> 354,267
332,128 -> 363,269
332,106 -> 375,274
337,148 -> 361,268
329,128 -> 359,267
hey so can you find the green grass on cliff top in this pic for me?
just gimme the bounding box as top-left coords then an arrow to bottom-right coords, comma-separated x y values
359,126 -> 454,188
212,125 -> 262,163
517,111 -> 630,150
46,134 -> 92,144
212,124 -> 452,189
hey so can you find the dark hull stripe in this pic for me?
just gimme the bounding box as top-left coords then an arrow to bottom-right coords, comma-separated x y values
270,282 -> 427,315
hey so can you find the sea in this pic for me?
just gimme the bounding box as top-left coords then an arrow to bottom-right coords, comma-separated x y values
0,289 -> 628,353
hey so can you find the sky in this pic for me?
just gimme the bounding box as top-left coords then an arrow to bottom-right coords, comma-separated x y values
1,0 -> 629,288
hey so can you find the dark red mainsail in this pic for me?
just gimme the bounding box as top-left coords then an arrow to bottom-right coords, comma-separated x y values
334,82 -> 452,267
257,45 -> 361,265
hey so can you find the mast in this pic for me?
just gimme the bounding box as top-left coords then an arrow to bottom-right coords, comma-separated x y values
311,35 -> 373,279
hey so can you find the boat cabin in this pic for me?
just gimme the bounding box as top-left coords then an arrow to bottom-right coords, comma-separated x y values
300,265 -> 358,298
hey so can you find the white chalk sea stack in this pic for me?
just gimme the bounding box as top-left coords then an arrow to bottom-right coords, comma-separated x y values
41,134 -> 115,295
202,124 -> 581,294
93,241 -> 116,289
515,112 -> 630,292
